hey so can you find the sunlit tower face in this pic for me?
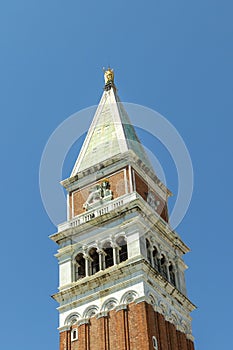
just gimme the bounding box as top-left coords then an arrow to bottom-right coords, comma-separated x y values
50,70 -> 196,350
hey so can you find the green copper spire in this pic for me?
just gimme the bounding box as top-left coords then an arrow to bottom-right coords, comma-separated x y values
71,70 -> 153,175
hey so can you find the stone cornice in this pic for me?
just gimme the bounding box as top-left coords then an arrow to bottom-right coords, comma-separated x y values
55,245 -> 74,259
61,150 -> 171,197
50,194 -> 189,255
52,257 -> 196,315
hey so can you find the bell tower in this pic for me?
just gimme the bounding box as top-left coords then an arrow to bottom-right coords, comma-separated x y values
50,69 -> 196,350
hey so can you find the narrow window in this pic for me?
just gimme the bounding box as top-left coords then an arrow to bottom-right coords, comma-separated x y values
152,336 -> 158,349
71,328 -> 78,341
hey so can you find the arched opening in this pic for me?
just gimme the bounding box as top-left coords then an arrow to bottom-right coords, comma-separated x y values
160,254 -> 168,279
152,246 -> 159,271
117,236 -> 128,263
103,241 -> 114,268
89,248 -> 99,275
169,263 -> 176,286
146,239 -> 152,264
75,253 -> 85,280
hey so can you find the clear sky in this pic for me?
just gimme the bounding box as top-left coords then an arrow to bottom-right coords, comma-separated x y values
1,1 -> 232,349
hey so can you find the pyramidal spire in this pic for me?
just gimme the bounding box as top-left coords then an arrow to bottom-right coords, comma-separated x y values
71,68 -> 154,176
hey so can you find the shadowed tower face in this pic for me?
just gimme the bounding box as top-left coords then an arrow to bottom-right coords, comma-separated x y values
50,69 -> 196,350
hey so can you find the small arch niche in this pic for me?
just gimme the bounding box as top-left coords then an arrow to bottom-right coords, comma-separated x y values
65,313 -> 80,326
83,305 -> 99,319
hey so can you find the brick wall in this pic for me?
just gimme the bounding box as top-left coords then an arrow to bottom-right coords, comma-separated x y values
134,171 -> 169,223
59,302 -> 194,350
68,167 -> 169,222
69,169 -> 127,217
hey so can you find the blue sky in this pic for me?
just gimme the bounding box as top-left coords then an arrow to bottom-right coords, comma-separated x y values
1,1 -> 232,349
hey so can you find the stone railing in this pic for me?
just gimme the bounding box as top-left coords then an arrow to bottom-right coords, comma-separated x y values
57,192 -> 138,232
